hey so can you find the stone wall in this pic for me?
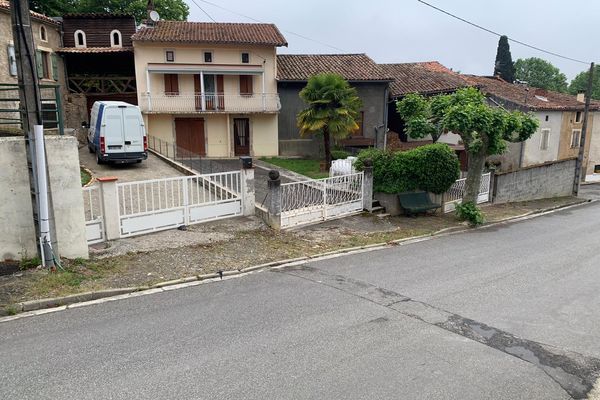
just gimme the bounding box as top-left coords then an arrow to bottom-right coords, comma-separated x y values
493,158 -> 576,204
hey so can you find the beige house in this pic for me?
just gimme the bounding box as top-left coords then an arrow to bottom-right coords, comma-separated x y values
132,21 -> 287,158
0,1 -> 66,132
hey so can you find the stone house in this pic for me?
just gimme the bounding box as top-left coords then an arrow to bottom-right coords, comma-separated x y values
0,1 -> 66,133
132,21 -> 287,158
276,54 -> 392,157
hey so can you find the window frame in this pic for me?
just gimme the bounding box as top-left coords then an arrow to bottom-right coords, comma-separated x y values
203,51 -> 213,63
571,129 -> 581,149
40,25 -> 48,42
539,128 -> 550,151
575,111 -> 582,123
74,30 -> 86,48
165,49 -> 175,63
110,30 -> 122,48
241,52 -> 250,64
40,50 -> 50,79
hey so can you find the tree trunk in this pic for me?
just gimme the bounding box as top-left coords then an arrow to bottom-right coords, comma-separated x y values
463,148 -> 486,204
323,127 -> 332,170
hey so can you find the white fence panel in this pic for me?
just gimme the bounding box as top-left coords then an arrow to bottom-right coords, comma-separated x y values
443,172 -> 491,213
83,185 -> 105,244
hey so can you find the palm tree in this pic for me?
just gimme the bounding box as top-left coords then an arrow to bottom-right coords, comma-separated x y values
297,73 -> 362,170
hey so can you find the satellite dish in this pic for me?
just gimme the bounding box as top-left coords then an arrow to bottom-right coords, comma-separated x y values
149,10 -> 160,22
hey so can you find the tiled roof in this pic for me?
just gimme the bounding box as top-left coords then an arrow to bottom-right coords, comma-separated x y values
380,61 -> 469,97
62,13 -> 134,19
57,47 -> 134,54
132,21 -> 287,46
0,1 -> 60,26
463,75 -> 600,111
276,54 -> 393,81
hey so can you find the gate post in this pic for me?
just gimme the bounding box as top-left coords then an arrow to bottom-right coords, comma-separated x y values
97,176 -> 120,240
240,158 -> 255,216
362,159 -> 373,212
267,170 -> 281,230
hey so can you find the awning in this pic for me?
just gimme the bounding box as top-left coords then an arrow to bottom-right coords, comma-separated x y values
147,63 -> 264,75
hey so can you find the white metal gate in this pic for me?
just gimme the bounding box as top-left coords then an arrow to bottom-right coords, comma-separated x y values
83,186 -> 105,244
117,172 -> 242,237
281,172 -> 364,228
443,172 -> 491,213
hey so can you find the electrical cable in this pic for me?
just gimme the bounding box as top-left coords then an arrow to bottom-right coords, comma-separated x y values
189,0 -> 216,22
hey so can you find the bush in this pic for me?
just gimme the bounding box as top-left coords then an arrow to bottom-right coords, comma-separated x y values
455,201 -> 485,225
354,144 -> 460,194
331,150 -> 350,160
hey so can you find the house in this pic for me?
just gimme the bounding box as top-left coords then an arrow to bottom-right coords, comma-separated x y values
276,54 -> 392,157
132,21 -> 287,158
57,13 -> 137,129
0,1 -> 66,133
463,75 -> 600,178
380,61 -> 469,168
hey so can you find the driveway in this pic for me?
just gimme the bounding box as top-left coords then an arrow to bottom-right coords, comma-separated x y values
2,202 -> 600,399
79,146 -> 184,183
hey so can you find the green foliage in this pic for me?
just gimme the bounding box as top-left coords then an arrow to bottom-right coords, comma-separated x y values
396,93 -> 440,142
354,144 -> 460,194
568,65 -> 600,100
494,35 -> 515,83
455,201 -> 485,225
514,58 -> 568,92
20,257 -> 41,270
29,0 -> 189,21
259,157 -> 329,179
331,150 -> 350,160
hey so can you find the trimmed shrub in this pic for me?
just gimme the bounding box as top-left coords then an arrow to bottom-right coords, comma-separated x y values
355,143 -> 460,194
331,150 -> 351,160
455,201 -> 485,225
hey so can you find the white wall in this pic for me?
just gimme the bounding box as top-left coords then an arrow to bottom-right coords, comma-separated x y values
521,111 -> 561,167
585,112 -> 600,181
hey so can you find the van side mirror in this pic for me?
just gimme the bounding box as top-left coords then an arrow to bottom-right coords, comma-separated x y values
81,121 -> 89,129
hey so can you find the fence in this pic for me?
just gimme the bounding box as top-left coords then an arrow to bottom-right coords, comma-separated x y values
0,83 -> 64,134
82,185 -> 104,244
443,172 -> 491,213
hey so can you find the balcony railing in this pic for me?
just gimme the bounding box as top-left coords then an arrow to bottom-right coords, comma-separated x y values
140,93 -> 281,113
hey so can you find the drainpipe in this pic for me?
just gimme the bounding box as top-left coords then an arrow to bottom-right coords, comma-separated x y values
34,125 -> 54,267
382,86 -> 389,150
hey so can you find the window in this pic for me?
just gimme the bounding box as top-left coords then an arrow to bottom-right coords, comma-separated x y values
545,115 -> 549,122
239,75 -> 253,95
571,129 -> 581,148
241,52 -> 250,64
41,102 -> 58,129
540,128 -> 550,150
40,26 -> 47,42
74,30 -> 86,48
110,30 -> 122,47
36,50 -> 50,79
203,51 -> 212,63
7,45 -> 16,76
165,50 -> 175,62
164,74 -> 179,95
575,111 -> 582,123
595,165 -> 600,174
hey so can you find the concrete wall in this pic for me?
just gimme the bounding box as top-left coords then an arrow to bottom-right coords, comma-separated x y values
493,158 -> 576,204
277,81 -> 388,157
0,136 -> 88,261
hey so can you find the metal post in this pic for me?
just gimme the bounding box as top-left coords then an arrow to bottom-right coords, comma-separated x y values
574,62 -> 595,196
267,170 -> 281,229
362,158 -> 373,212
54,85 -> 64,135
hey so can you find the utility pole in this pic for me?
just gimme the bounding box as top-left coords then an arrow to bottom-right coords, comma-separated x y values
573,62 -> 595,197
10,0 -> 54,267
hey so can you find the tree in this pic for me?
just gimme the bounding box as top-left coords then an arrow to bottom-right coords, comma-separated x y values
297,73 -> 362,170
29,0 -> 189,22
514,58 -> 568,92
494,35 -> 515,83
396,93 -> 445,143
398,87 -> 538,204
569,65 -> 600,100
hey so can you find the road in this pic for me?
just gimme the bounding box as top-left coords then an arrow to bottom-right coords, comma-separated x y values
2,202 -> 600,399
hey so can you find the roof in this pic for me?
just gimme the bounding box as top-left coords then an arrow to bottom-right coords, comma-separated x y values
57,47 -> 134,54
132,21 -> 287,47
380,61 -> 469,97
0,1 -> 60,26
276,54 -> 393,82
62,13 -> 134,19
463,75 -> 600,111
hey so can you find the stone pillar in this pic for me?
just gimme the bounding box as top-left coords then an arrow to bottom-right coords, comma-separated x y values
97,176 -> 120,241
362,159 -> 373,212
267,170 -> 282,229
240,158 -> 255,216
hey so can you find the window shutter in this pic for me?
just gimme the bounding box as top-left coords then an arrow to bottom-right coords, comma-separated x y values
51,53 -> 59,80
239,75 -> 252,95
164,74 -> 179,95
7,45 -> 17,76
35,50 -> 43,79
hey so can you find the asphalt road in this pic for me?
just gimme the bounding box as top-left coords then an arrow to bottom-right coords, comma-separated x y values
2,202 -> 600,399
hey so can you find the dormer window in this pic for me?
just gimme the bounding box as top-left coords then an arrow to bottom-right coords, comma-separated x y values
241,52 -> 249,64
165,50 -> 175,62
74,30 -> 86,48
110,30 -> 122,48
40,26 -> 47,42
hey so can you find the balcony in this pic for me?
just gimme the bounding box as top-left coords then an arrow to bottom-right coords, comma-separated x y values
140,93 -> 281,114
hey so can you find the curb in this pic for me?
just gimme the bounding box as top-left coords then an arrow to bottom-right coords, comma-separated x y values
1,198 -> 594,322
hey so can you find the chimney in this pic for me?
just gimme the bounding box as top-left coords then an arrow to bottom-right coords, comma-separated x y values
577,92 -> 585,103
146,0 -> 155,26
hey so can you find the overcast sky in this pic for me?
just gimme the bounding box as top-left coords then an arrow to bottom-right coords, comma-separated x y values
185,0 -> 598,81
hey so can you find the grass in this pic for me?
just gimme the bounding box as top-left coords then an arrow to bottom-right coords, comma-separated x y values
80,167 -> 92,186
260,157 -> 329,179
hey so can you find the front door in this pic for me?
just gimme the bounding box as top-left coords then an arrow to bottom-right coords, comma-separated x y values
233,118 -> 250,156
175,118 -> 205,157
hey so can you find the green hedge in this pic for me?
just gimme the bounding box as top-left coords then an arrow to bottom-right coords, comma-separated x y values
354,144 -> 460,194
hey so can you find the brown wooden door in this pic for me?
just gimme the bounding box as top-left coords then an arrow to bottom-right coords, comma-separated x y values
233,118 -> 250,156
193,75 -> 201,111
216,75 -> 224,110
175,118 -> 205,157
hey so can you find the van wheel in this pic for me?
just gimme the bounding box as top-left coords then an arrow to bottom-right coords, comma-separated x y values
96,152 -> 104,165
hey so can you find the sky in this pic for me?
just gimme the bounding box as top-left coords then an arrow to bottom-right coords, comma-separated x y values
184,0 -> 598,81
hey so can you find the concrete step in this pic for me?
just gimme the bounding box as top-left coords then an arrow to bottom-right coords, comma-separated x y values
371,206 -> 386,214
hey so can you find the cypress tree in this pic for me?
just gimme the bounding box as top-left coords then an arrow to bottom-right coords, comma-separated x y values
494,35 -> 516,83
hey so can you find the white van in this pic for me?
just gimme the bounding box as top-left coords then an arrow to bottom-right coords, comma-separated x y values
86,101 -> 148,164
